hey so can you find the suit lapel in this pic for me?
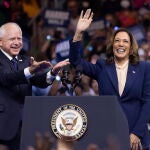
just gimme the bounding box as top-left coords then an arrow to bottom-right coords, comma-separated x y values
105,63 -> 119,94
0,50 -> 14,71
105,62 -> 139,97
17,55 -> 30,71
0,50 -> 28,71
121,64 -> 138,97
17,55 -> 24,70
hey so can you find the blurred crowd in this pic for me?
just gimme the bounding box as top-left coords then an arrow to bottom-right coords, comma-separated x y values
24,132 -> 121,150
0,0 -> 150,96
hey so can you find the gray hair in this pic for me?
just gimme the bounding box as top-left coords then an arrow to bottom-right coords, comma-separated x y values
0,22 -> 22,38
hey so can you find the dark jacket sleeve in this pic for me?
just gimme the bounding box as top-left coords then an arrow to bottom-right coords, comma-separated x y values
0,68 -> 28,87
29,73 -> 50,88
69,40 -> 102,80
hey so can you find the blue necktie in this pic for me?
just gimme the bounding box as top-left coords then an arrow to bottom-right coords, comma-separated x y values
11,57 -> 18,70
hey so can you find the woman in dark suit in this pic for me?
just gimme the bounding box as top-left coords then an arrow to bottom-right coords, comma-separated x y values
69,9 -> 150,150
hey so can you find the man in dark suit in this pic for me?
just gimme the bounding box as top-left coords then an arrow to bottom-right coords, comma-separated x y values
0,22 -> 69,150
69,9 -> 150,150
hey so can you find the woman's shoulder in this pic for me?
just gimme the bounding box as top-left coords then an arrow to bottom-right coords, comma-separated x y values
138,61 -> 150,66
96,58 -> 107,65
138,61 -> 150,72
96,58 -> 114,67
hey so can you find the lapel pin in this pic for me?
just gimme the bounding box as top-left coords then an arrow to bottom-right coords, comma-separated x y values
19,59 -> 22,62
132,70 -> 136,73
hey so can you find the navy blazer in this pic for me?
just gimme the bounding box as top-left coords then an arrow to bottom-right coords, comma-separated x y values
0,50 -> 49,141
69,41 -> 150,148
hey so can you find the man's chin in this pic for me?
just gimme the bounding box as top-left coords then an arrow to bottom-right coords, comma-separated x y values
12,50 -> 21,55
12,48 -> 21,55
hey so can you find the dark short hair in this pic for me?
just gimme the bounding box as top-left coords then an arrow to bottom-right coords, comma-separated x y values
106,28 -> 139,65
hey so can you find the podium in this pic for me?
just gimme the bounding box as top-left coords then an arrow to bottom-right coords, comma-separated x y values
20,96 -> 130,150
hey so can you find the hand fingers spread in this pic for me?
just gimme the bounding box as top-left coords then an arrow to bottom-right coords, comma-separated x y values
90,12 -> 94,20
138,141 -> 142,150
80,10 -> 84,19
63,59 -> 70,65
131,141 -> 142,150
84,9 -> 92,19
64,58 -> 69,62
38,61 -> 52,68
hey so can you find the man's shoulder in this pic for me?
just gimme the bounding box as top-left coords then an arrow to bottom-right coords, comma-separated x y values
19,54 -> 30,61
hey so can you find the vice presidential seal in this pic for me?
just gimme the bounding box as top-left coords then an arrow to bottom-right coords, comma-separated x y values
51,104 -> 87,141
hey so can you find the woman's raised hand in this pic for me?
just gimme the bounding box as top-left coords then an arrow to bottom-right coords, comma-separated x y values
76,9 -> 93,33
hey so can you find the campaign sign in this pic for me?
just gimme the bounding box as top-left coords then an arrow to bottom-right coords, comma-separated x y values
128,25 -> 146,44
43,9 -> 70,27
56,40 -> 70,61
87,19 -> 109,36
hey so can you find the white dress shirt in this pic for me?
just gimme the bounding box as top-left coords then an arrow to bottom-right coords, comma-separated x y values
115,60 -> 129,96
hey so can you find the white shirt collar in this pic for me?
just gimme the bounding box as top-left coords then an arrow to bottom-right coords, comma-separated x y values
115,60 -> 129,69
0,48 -> 18,60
